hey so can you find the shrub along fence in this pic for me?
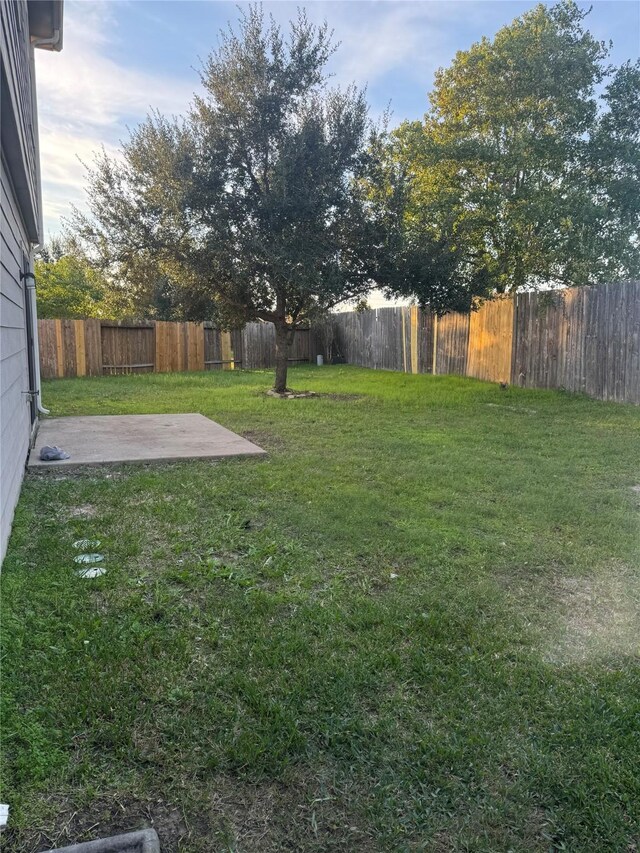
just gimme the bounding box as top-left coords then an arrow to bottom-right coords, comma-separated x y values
331,281 -> 640,404
38,320 -> 311,379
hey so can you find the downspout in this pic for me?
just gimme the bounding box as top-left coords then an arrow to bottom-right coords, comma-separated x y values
27,40 -> 50,414
31,30 -> 62,50
23,267 -> 50,415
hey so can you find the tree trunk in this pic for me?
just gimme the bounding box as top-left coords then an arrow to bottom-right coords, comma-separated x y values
273,322 -> 291,393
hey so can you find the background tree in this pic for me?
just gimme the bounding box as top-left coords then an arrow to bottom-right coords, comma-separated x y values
34,239 -> 118,319
69,7 -> 493,393
392,1 -> 640,293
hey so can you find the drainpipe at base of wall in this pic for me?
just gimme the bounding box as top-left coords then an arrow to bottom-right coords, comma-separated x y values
24,260 -> 50,415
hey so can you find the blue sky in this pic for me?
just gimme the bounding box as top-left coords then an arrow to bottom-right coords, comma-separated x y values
36,0 -> 640,239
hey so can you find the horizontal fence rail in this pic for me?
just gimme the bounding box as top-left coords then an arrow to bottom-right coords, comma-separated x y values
38,281 -> 639,404
38,320 -> 312,379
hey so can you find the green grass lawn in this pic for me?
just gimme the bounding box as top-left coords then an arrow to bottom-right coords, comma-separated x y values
2,366 -> 639,852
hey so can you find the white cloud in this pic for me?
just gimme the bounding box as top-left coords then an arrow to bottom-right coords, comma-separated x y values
35,0 -> 490,236
37,129 -> 121,242
322,3 -> 464,86
35,0 -> 197,236
264,1 -> 487,86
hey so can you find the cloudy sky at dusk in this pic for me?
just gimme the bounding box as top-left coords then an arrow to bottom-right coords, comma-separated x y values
35,0 -> 640,239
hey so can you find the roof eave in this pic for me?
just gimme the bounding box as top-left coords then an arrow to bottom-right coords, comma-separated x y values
28,0 -> 64,51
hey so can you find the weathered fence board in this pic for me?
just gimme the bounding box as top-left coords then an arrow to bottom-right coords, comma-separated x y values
242,323 -> 310,369
102,323 -> 155,374
39,319 -> 311,379
60,319 -> 76,377
326,282 -> 639,404
333,306 -> 432,373
204,325 -> 242,370
82,318 -> 102,376
73,319 -> 86,376
38,319 -> 59,378
203,325 -> 221,369
434,312 -> 469,376
511,283 -> 640,403
243,322 -> 275,369
333,307 -> 408,371
416,307 -> 435,374
466,297 -> 514,384
624,283 -> 640,404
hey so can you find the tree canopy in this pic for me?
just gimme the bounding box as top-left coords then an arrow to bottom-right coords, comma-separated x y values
392,1 -> 640,292
68,6 -> 492,391
67,1 -> 639,390
34,240 -> 117,319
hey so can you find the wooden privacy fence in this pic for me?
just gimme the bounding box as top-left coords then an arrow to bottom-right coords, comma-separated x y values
39,281 -> 640,404
38,320 -> 311,379
331,281 -> 640,405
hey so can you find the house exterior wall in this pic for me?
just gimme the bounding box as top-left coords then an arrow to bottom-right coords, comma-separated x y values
0,0 -> 43,562
1,157 -> 32,562
1,1 -> 40,239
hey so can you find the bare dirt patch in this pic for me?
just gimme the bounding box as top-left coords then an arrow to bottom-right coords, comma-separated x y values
10,773 -> 379,853
67,504 -> 99,520
9,793 -> 186,853
242,429 -> 286,452
543,563 -> 640,664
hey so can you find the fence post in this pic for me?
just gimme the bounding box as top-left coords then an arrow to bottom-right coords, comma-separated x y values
85,320 -> 102,376
401,308 -> 408,373
410,306 -> 419,374
221,331 -> 234,369
432,314 -> 438,375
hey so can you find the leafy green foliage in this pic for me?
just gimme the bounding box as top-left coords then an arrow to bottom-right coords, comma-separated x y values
35,239 -> 214,322
34,241 -> 116,319
393,1 -> 640,292
69,7 -> 493,390
69,9 -> 381,389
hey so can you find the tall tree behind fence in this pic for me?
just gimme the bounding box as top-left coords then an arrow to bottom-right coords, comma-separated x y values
331,281 -> 640,404
38,320 -> 311,379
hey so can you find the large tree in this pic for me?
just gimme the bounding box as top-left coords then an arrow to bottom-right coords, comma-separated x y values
393,1 -> 640,293
69,7 -> 492,392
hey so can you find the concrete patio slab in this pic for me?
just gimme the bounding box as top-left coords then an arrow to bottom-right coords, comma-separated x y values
29,414 -> 266,468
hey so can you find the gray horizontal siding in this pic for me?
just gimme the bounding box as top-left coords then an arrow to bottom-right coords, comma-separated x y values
2,173 -> 28,255
1,324 -> 25,361
1,289 -> 24,326
0,0 -> 39,237
1,155 -> 30,562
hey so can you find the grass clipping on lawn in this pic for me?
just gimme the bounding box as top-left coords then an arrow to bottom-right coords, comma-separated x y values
2,366 -> 640,853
